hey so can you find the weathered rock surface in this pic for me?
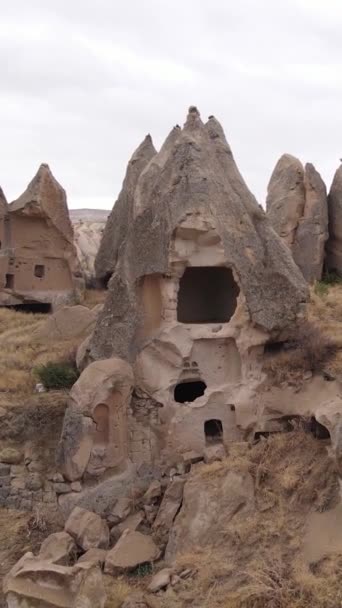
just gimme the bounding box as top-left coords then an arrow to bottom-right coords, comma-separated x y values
91,108 -> 307,363
104,529 -> 160,574
33,305 -> 96,342
65,506 -> 109,550
2,164 -> 84,308
4,552 -> 106,608
56,357 -> 133,481
326,165 -> 342,276
110,511 -> 145,544
203,443 -> 226,463
148,568 -> 174,592
70,209 -> 109,283
39,531 -> 76,565
165,468 -> 254,560
78,548 -> 108,566
95,135 -> 157,284
266,154 -> 328,283
153,477 -> 185,544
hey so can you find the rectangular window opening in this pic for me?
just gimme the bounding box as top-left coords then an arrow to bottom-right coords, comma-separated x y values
34,264 -> 45,278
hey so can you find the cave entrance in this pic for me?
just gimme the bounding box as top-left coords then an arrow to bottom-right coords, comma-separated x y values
310,417 -> 331,440
177,266 -> 239,324
11,302 -> 52,313
204,419 -> 223,445
174,380 -> 206,403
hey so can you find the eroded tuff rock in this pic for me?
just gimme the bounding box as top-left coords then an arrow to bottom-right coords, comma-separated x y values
70,209 -> 109,283
95,135 -> 157,284
326,165 -> 342,276
266,154 -> 328,283
91,107 -> 307,363
4,552 -> 106,608
0,164 -> 84,307
57,358 -> 133,481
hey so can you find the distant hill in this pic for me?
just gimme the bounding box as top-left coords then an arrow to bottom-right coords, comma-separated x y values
70,209 -> 109,282
69,208 -> 110,223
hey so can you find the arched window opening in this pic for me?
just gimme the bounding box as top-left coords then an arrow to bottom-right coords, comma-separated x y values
310,417 -> 331,440
177,267 -> 239,324
174,380 -> 206,403
204,419 -> 223,445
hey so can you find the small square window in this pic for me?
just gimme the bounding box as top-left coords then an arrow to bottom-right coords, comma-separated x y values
5,274 -> 14,289
34,265 -> 45,278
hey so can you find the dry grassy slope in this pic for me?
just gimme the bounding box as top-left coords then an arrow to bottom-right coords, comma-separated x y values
308,282 -> 342,376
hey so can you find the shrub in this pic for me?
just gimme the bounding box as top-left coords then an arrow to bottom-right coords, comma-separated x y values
34,361 -> 79,390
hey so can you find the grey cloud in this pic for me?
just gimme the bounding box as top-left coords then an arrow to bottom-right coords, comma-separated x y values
1,0 -> 342,208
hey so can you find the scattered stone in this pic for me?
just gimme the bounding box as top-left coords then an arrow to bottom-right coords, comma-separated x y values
0,463 -> 10,476
203,443 -> 227,464
54,482 -> 71,494
78,548 -> 108,567
104,529 -> 160,574
4,553 -> 106,608
65,507 -> 109,551
26,473 -> 43,491
39,531 -> 76,565
0,448 -> 22,464
51,473 -> 64,483
71,481 -> 82,492
142,480 -> 162,505
32,305 -> 96,343
110,511 -> 144,544
182,450 -> 203,466
121,593 -> 150,608
148,568 -> 174,592
108,497 -> 132,525
153,477 -> 185,543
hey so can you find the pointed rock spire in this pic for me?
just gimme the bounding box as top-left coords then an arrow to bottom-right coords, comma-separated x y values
326,165 -> 342,275
95,135 -> 157,283
266,154 -> 328,283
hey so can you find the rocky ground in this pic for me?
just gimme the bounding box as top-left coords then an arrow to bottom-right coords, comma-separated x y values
1,283 -> 342,607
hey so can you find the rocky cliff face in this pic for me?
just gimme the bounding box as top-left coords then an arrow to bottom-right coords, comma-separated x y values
266,154 -> 328,283
326,165 -> 342,276
70,209 -> 109,284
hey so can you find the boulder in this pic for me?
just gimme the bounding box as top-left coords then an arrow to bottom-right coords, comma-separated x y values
203,443 -> 226,464
266,154 -> 328,283
76,334 -> 93,371
110,511 -> 144,544
65,507 -> 109,551
108,497 -> 132,525
0,447 -> 22,464
56,357 -> 133,481
78,548 -> 108,566
153,477 -> 185,544
104,529 -> 160,574
148,568 -> 174,592
39,531 -> 76,565
142,480 -> 162,505
166,469 -> 254,560
4,552 -> 106,608
33,305 -> 96,343
326,165 -> 342,275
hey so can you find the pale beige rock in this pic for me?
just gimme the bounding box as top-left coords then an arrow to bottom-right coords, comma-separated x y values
33,305 -> 96,342
57,358 -> 133,481
76,334 -> 93,371
166,469 -> 254,560
266,155 -> 328,283
104,529 -> 160,574
70,209 -> 109,283
143,480 -> 162,505
203,443 -> 226,464
148,568 -> 173,592
121,594 -> 150,608
39,531 -> 76,565
109,497 -> 132,524
1,164 -> 84,309
78,548 -> 108,566
326,165 -> 342,275
110,512 -> 144,544
153,478 -> 185,543
4,552 -> 106,608
65,507 -> 109,551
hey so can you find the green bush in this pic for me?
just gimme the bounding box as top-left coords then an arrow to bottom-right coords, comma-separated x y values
34,361 -> 79,390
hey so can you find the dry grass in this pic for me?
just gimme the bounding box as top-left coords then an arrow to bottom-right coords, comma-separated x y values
161,432 -> 340,608
0,290 -> 104,399
103,576 -> 134,608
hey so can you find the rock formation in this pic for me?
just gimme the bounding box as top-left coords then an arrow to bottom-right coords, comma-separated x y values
57,107 -> 308,499
0,164 -> 84,309
326,165 -> 342,276
266,154 -> 328,283
94,135 -> 157,286
70,209 -> 109,284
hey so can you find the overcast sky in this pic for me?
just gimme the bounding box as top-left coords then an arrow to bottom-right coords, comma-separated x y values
1,0 -> 342,209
